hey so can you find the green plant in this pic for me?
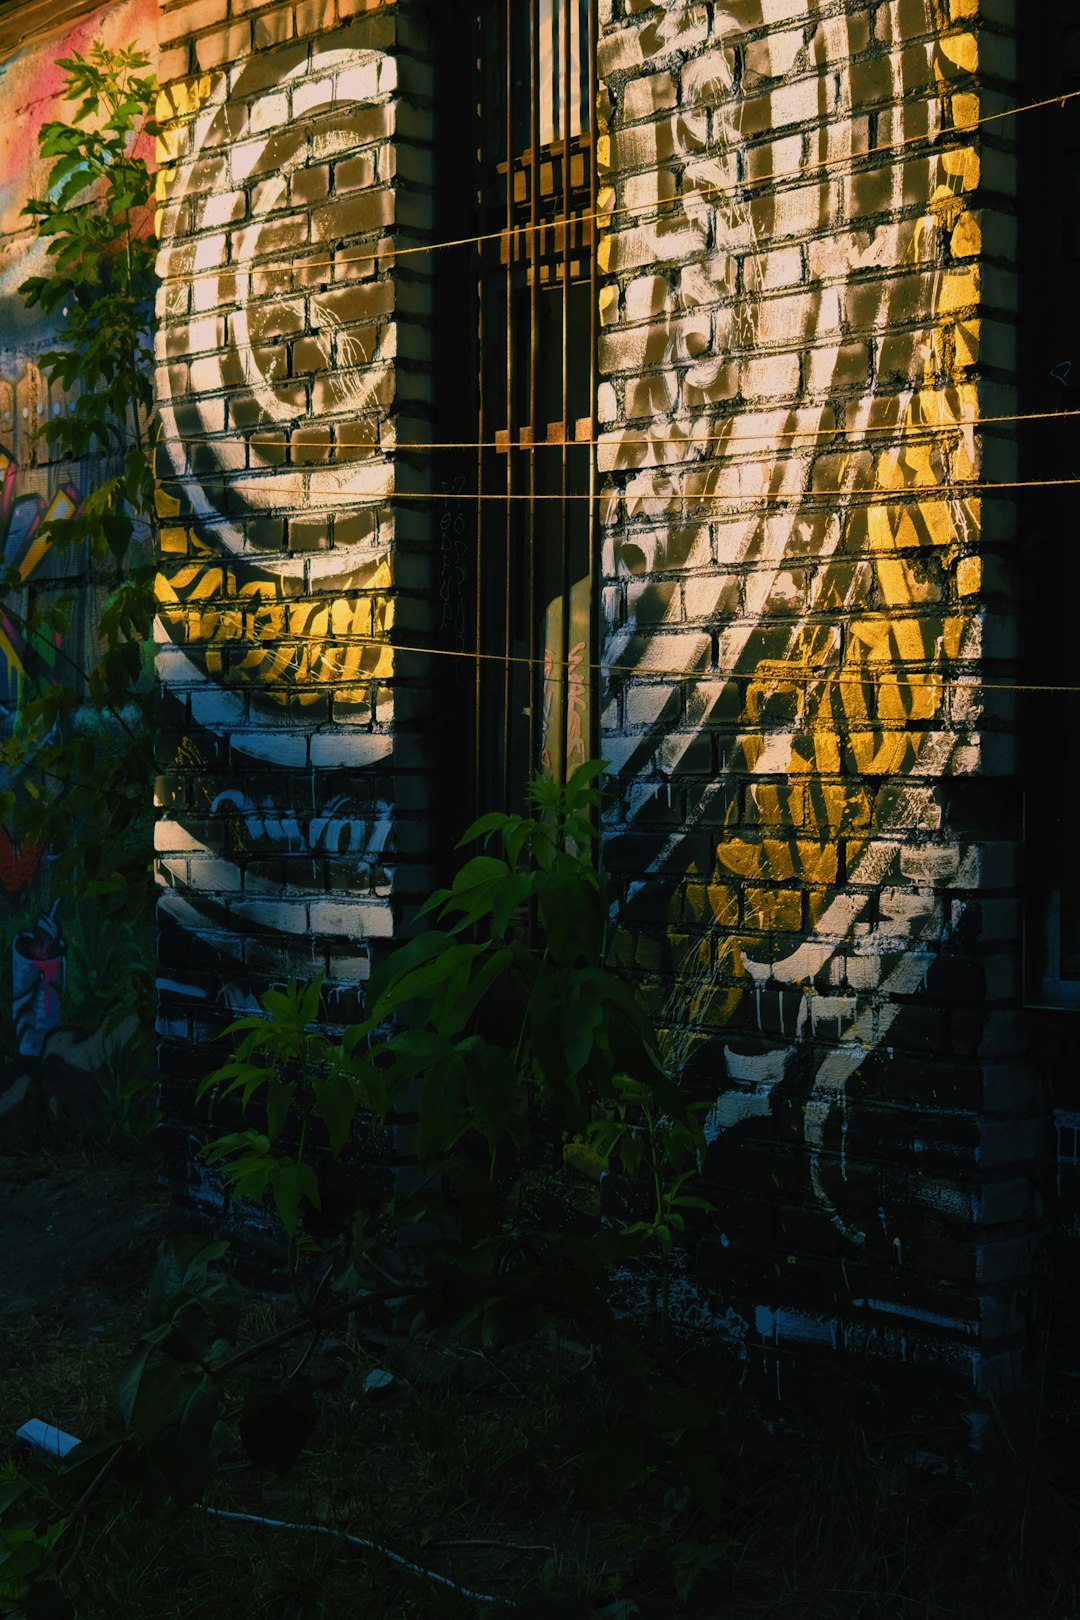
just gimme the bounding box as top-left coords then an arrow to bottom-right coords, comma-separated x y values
0,1461 -> 70,1619
91,1043 -> 162,1159
199,760 -> 710,1339
0,763 -> 726,1613
2,43 -> 159,942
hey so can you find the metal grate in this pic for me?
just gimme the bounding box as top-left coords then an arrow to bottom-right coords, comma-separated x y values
461,0 -> 599,817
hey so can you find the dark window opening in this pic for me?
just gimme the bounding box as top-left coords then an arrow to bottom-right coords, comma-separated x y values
1020,6 -> 1080,1005
436,0 -> 598,825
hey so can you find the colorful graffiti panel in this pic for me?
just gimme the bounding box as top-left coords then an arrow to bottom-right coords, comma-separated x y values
0,0 -> 158,1118
153,21 -> 402,1064
597,1 -> 984,1256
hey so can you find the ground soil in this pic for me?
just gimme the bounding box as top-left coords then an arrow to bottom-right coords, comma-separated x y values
0,1152 -> 1076,1618
0,1153 -> 167,1335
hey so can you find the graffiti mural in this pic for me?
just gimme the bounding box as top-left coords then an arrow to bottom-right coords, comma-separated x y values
0,0 -> 158,1117
0,396 -> 81,1059
154,26 -> 402,1082
597,1 -> 982,1263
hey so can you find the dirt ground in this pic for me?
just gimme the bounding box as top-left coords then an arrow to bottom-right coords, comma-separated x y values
0,1153 -> 167,1334
0,1153 -> 1076,1619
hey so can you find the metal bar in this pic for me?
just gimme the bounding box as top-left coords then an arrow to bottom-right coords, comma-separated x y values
529,0 -> 541,781
559,0 -> 572,786
473,9 -> 485,822
502,0 -> 515,811
588,0 -> 599,772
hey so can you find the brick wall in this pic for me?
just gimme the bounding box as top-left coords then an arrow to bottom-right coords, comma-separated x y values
151,0 -> 437,1219
1016,2 -> 1080,1434
142,0 -> 1063,1423
593,0 -> 1038,1419
0,0 -> 158,1120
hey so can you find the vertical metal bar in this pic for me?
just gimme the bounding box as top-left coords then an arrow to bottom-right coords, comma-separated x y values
473,9 -> 485,822
558,0 -> 572,787
588,0 -> 599,771
503,0 -> 514,811
529,0 -> 541,780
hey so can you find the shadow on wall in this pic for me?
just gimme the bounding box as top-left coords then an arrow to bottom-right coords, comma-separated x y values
0,0 -> 161,1139
597,2 -> 984,1263
0,378 -> 150,1135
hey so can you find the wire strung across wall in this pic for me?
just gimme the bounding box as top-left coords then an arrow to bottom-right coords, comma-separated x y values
0,16 -> 1051,229
151,477 -> 1080,504
214,622 -> 1080,701
150,86 -> 1080,285
148,405 -> 1080,453
143,23 -> 1080,806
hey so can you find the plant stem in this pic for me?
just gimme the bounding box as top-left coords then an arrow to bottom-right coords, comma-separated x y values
210,1282 -> 425,1379
642,1104 -> 671,1340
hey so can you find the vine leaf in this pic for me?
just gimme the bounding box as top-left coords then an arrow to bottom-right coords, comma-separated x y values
25,1579 -> 77,1620
239,1382 -> 318,1475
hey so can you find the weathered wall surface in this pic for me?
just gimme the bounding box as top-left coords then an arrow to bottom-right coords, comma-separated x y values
1017,3 -> 1080,1435
3,0 -> 1039,1412
0,0 -> 157,1127
151,0 -> 435,1217
594,0 -> 1032,1413
148,0 -> 1043,1411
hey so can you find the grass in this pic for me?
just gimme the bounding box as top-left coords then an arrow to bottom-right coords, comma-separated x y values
1,1142 -> 1078,1618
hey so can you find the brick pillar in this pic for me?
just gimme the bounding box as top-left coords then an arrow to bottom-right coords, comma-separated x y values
152,0 -> 437,1224
595,0 -> 1037,1421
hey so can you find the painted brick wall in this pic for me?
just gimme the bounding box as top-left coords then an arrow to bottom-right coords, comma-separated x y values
0,0 -> 158,1127
1047,0 -> 1080,1427
77,0 -> 1056,1417
3,0 -> 1064,1421
593,0 -> 1036,1417
151,0 -> 437,1222
1016,2 -> 1080,1434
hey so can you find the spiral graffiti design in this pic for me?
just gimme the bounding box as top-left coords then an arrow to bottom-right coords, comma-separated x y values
155,45 -> 398,728
598,1 -> 981,1241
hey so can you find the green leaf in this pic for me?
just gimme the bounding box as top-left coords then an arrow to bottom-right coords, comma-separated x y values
574,1427 -> 651,1509
616,1129 -> 645,1178
116,1341 -> 154,1429
370,941 -> 486,1025
560,986 -> 604,1078
415,885 -> 452,921
417,1052 -> 469,1163
261,979 -> 310,1027
265,1078 -> 296,1145
432,944 -> 515,1038
364,931 -> 452,1017
671,1193 -> 714,1214
505,815 -> 545,867
437,855 -> 509,929
146,1235 -> 230,1317
299,975 -> 323,1025
203,1061 -> 276,1109
340,1054 -> 392,1119
563,756 -> 609,795
239,1382 -> 318,1475
537,866 -> 604,964
25,1578 -> 77,1620
146,1373 -> 221,1509
385,1028 -> 455,1079
456,809 -> 510,848
461,1037 -> 521,1152
0,1477 -> 30,1517
154,1300 -> 217,1365
669,1437 -> 726,1523
312,1069 -> 357,1156
270,1160 -> 321,1237
489,869 -> 533,938
130,1359 -> 197,1444
678,1547 -> 730,1604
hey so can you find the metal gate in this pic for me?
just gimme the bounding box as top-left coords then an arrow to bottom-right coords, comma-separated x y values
453,0 -> 599,818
